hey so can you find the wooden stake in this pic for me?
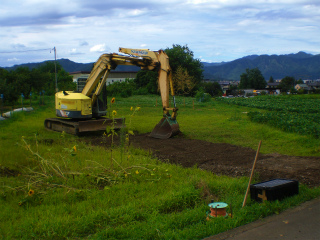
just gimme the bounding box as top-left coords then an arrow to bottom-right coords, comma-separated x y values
242,140 -> 262,208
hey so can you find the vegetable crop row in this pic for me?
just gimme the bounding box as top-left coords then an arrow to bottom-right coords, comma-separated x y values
248,111 -> 320,138
217,95 -> 320,114
217,95 -> 320,138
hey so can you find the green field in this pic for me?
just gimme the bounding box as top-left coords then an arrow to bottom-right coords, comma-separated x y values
217,95 -> 320,138
1,95 -> 319,239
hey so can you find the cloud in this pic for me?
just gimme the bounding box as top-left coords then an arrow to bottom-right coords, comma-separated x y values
7,57 -> 19,62
69,48 -> 84,55
80,0 -> 158,12
90,44 -> 107,53
0,0 -> 320,67
80,41 -> 89,47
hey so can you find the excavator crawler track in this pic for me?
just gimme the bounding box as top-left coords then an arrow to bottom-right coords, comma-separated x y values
44,118 -> 125,135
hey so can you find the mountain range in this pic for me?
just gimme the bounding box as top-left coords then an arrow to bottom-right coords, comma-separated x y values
3,51 -> 320,81
203,51 -> 320,81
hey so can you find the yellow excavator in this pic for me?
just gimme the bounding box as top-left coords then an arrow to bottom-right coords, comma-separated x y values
44,47 -> 179,139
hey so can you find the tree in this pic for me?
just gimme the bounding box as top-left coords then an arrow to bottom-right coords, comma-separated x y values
0,68 -> 8,94
134,70 -> 158,94
37,61 -> 59,95
15,67 -> 33,99
172,66 -> 196,95
280,76 -> 295,93
57,69 -> 76,92
0,68 -> 20,104
165,44 -> 203,95
239,68 -> 266,89
268,76 -> 274,83
38,61 -> 75,95
0,61 -> 76,104
30,68 -> 51,93
201,81 -> 223,96
107,79 -> 135,97
0,68 -> 9,102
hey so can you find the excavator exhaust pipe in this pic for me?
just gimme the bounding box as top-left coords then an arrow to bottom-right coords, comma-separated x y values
150,116 -> 180,139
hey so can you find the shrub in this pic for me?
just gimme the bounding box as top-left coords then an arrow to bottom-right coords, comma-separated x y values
107,79 -> 135,98
195,89 -> 211,102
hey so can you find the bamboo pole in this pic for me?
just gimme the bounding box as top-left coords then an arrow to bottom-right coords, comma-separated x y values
242,140 -> 262,208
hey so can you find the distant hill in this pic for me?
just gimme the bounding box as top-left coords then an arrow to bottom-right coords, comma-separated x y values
203,51 -> 320,80
4,58 -> 140,72
3,51 -> 320,81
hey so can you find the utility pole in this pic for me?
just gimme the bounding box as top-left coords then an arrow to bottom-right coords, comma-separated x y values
54,47 -> 58,92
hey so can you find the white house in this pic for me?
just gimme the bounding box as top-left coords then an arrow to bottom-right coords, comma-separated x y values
69,71 -> 138,92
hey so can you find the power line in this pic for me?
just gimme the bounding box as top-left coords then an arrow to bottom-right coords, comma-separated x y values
0,48 -> 52,54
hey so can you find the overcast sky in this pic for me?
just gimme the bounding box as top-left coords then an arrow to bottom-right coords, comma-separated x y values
1,0 -> 319,67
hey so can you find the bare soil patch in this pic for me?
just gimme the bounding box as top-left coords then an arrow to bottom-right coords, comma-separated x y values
0,166 -> 20,177
87,133 -> 320,188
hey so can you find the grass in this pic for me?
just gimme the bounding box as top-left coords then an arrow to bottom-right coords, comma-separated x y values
0,95 -> 319,239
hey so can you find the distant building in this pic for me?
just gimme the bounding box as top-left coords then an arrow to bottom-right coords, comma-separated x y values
266,82 -> 281,94
217,81 -> 239,92
295,84 -> 312,92
69,71 -> 138,92
266,82 -> 280,89
308,82 -> 320,91
302,79 -> 312,84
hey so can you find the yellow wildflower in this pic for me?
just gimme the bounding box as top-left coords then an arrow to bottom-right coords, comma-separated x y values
111,97 -> 115,104
135,170 -> 139,175
28,189 -> 35,196
112,110 -> 117,116
73,145 -> 77,152
136,107 -> 141,111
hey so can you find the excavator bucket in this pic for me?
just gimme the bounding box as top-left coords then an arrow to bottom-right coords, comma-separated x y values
150,116 -> 180,139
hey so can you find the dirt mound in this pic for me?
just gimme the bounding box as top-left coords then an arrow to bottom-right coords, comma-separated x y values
87,133 -> 320,188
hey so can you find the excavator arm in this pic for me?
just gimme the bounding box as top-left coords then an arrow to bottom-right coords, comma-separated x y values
118,48 -> 178,120
117,48 -> 179,138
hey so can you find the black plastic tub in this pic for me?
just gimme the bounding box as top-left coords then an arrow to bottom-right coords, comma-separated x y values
250,179 -> 299,202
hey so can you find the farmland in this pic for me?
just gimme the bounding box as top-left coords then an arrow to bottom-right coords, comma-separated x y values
217,95 -> 320,138
0,95 -> 320,239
